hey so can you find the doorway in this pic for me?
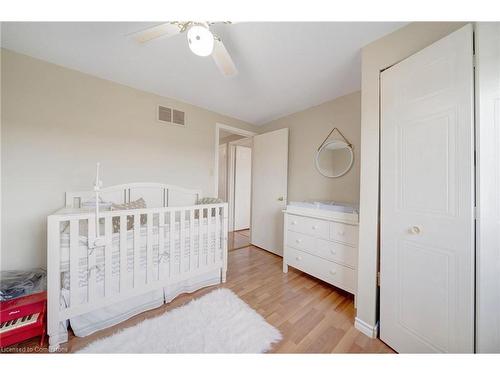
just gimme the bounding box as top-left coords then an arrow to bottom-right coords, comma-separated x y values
215,124 -> 289,255
216,124 -> 255,251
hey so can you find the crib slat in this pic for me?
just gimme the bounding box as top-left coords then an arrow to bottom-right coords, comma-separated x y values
189,209 -> 195,273
119,215 -> 127,292
198,209 -> 203,269
169,210 -> 175,278
215,207 -> 220,265
179,211 -> 185,275
133,214 -> 140,287
158,212 -> 165,280
104,217 -> 112,297
146,213 -> 153,283
69,220 -> 79,307
87,217 -> 96,303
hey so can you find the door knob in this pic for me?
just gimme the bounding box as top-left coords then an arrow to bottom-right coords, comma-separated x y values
409,225 -> 422,234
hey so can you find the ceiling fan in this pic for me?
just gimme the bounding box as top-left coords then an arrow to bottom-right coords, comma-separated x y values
131,22 -> 238,77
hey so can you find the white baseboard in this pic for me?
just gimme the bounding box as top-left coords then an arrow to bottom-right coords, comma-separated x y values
354,317 -> 379,338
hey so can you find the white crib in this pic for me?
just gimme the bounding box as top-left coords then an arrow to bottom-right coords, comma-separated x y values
47,183 -> 228,352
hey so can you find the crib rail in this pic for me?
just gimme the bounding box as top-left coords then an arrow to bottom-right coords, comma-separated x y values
47,203 -> 228,350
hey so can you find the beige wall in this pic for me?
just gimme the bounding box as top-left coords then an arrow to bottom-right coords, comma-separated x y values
0,49 -> 256,270
259,91 -> 361,204
356,22 -> 467,334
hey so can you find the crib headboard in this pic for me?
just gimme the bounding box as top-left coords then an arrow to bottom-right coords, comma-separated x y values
65,182 -> 201,208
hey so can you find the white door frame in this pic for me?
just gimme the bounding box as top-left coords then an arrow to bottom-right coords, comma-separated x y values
475,22 -> 500,353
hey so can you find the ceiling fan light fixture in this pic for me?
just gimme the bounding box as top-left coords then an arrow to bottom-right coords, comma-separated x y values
187,25 -> 214,57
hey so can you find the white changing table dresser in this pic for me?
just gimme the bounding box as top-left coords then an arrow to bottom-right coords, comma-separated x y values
283,202 -> 359,297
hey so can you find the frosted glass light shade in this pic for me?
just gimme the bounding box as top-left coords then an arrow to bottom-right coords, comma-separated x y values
187,25 -> 214,57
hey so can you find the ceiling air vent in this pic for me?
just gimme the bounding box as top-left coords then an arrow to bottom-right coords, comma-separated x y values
172,109 -> 185,126
158,106 -> 172,123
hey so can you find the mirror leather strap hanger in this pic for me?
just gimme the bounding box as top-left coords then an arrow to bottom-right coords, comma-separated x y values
317,126 -> 352,151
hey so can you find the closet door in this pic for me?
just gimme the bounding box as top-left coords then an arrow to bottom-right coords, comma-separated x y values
380,24 -> 474,353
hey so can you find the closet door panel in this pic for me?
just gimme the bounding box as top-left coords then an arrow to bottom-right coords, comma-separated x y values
380,24 -> 474,353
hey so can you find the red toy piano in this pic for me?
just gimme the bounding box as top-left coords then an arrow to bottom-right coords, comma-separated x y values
0,291 -> 47,348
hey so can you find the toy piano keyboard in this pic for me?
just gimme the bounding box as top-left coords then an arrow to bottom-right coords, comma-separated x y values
0,291 -> 47,348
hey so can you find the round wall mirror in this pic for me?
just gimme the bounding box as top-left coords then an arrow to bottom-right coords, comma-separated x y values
315,140 -> 354,178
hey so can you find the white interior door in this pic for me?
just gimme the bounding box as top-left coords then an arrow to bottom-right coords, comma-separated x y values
380,24 -> 475,353
251,128 -> 288,255
234,146 -> 252,231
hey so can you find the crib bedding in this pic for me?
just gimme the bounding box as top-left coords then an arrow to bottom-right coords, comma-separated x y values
58,217 -> 222,337
62,289 -> 164,337
61,269 -> 220,337
59,217 -> 221,291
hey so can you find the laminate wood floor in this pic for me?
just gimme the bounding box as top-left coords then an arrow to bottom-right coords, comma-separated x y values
7,246 -> 394,354
228,230 -> 250,251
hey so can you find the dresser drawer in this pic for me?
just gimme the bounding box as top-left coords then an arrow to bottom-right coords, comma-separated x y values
287,230 -> 315,252
286,247 -> 357,293
287,214 -> 329,239
315,239 -> 358,268
330,222 -> 358,246
287,214 -> 308,232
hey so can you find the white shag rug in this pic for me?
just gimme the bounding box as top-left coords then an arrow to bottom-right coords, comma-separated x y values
77,288 -> 282,353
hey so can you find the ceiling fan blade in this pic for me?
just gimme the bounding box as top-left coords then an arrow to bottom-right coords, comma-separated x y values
212,38 -> 238,77
131,23 -> 182,44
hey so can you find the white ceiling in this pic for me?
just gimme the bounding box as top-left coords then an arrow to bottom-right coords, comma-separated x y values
1,22 -> 405,125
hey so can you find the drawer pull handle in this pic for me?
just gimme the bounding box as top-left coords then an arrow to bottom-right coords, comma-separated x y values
329,270 -> 337,275
295,256 -> 302,261
337,231 -> 345,236
330,250 -> 336,255
312,225 -> 318,230
292,221 -> 297,225
295,239 -> 302,243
